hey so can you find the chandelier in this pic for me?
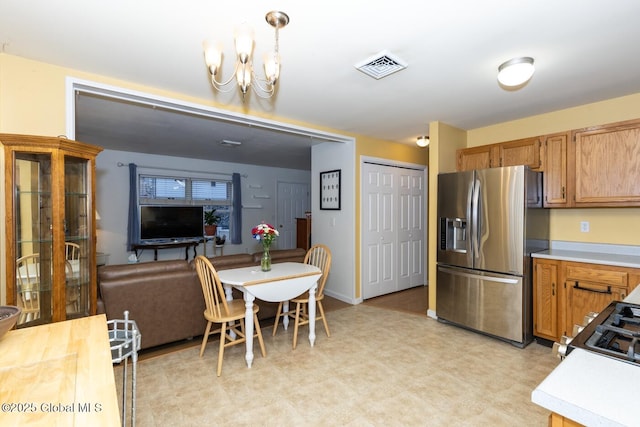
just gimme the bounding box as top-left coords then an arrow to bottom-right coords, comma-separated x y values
202,11 -> 289,99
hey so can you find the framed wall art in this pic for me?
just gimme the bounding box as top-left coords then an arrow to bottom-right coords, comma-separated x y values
320,169 -> 341,210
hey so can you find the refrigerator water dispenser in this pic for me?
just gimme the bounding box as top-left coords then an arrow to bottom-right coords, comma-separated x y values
440,217 -> 467,253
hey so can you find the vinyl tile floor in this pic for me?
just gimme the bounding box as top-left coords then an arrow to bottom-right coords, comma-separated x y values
113,286 -> 560,426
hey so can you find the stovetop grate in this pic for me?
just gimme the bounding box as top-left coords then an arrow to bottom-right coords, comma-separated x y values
569,301 -> 640,365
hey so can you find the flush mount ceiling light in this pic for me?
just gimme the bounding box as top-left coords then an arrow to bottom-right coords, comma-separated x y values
497,57 -> 535,87
416,136 -> 430,147
203,11 -> 289,99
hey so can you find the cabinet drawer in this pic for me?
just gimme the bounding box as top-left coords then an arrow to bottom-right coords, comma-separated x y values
565,265 -> 627,287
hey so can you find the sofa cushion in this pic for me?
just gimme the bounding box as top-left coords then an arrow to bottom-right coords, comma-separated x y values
252,248 -> 306,263
99,259 -> 189,280
209,253 -> 255,270
99,260 -> 206,350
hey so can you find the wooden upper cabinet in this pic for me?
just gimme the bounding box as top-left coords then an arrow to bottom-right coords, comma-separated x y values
456,144 -> 498,171
543,133 -> 571,207
498,137 -> 542,170
573,119 -> 640,206
456,137 -> 542,172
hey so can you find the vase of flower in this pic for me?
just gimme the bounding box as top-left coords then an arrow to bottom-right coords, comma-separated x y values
261,245 -> 271,272
252,222 -> 279,272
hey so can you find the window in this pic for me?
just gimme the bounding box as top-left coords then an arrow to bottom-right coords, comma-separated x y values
139,174 -> 233,237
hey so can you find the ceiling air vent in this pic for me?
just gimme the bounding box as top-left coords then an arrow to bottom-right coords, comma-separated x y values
354,50 -> 408,80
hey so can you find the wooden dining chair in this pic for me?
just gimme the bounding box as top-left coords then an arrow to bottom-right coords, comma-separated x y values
65,260 -> 81,314
64,243 -> 81,314
65,242 -> 80,260
272,244 -> 332,349
193,255 -> 266,376
16,253 -> 41,325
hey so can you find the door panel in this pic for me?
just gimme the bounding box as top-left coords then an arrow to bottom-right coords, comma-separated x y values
437,265 -> 524,343
475,166 -> 524,275
437,170 -> 473,268
363,162 -> 426,299
363,167 -> 396,298
276,182 -> 309,249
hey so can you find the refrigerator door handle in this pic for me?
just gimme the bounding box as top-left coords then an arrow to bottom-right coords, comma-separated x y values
471,178 -> 481,260
438,266 -> 520,284
466,180 -> 474,258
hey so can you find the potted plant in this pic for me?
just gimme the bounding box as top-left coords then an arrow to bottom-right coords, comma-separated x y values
204,209 -> 221,236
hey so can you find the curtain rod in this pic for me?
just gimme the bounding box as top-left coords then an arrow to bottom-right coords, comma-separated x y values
116,162 -> 247,178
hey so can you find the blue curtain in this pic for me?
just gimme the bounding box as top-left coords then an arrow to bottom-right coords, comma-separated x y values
126,163 -> 139,251
231,172 -> 242,244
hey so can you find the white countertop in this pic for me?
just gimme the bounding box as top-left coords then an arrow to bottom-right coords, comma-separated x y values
531,241 -> 640,269
531,286 -> 640,426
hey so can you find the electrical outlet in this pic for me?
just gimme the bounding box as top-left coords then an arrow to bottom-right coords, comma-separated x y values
580,221 -> 590,233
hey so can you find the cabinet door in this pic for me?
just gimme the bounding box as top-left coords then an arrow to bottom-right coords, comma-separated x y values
566,280 -> 626,333
543,133 -> 571,207
456,145 -> 498,171
574,119 -> 640,206
64,155 -> 93,319
499,137 -> 542,170
13,153 -> 56,326
533,259 -> 559,341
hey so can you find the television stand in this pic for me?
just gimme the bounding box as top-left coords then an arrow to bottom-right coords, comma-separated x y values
132,240 -> 202,261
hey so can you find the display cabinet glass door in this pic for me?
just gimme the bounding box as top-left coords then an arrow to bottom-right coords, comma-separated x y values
15,154 -> 54,326
64,156 -> 91,318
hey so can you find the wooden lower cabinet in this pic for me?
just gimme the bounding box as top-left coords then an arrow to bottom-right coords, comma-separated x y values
533,259 -> 638,341
564,263 -> 628,335
533,259 -> 560,341
549,412 -> 583,427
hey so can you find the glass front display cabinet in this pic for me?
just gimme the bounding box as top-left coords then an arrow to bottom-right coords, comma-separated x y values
1,134 -> 102,327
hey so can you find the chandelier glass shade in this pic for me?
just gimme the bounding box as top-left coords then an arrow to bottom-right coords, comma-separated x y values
203,11 -> 289,99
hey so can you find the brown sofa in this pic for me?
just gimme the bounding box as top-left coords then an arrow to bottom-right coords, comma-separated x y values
98,248 -> 306,350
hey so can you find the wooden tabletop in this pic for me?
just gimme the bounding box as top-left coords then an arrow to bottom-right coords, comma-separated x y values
0,315 -> 120,426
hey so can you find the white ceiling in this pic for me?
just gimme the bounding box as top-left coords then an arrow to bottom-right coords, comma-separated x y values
2,1 -> 640,170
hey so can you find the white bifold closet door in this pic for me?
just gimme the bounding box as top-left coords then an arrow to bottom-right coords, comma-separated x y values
362,162 -> 425,299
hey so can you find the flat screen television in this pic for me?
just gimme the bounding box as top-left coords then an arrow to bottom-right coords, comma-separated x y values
140,206 -> 203,241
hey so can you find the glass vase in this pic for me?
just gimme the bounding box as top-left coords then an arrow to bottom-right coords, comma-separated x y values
261,246 -> 271,272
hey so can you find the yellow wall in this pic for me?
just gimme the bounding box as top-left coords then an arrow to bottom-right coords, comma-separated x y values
0,53 -> 429,303
466,93 -> 640,246
0,53 -> 335,135
354,136 -> 430,299
426,93 -> 640,312
427,122 -> 467,313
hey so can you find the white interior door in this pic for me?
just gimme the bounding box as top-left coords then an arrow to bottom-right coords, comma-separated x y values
362,161 -> 426,299
276,181 -> 310,249
400,171 -> 425,289
363,164 -> 396,298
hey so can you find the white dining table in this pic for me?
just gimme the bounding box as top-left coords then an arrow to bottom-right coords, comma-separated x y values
216,262 -> 322,368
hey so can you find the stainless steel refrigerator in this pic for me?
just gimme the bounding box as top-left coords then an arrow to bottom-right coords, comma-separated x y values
436,165 -> 549,347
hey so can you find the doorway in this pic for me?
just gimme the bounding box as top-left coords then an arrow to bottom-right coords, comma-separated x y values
361,159 -> 427,299
276,181 -> 310,249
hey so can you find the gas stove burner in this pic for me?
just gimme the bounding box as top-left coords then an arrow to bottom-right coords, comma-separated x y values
568,301 -> 640,365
